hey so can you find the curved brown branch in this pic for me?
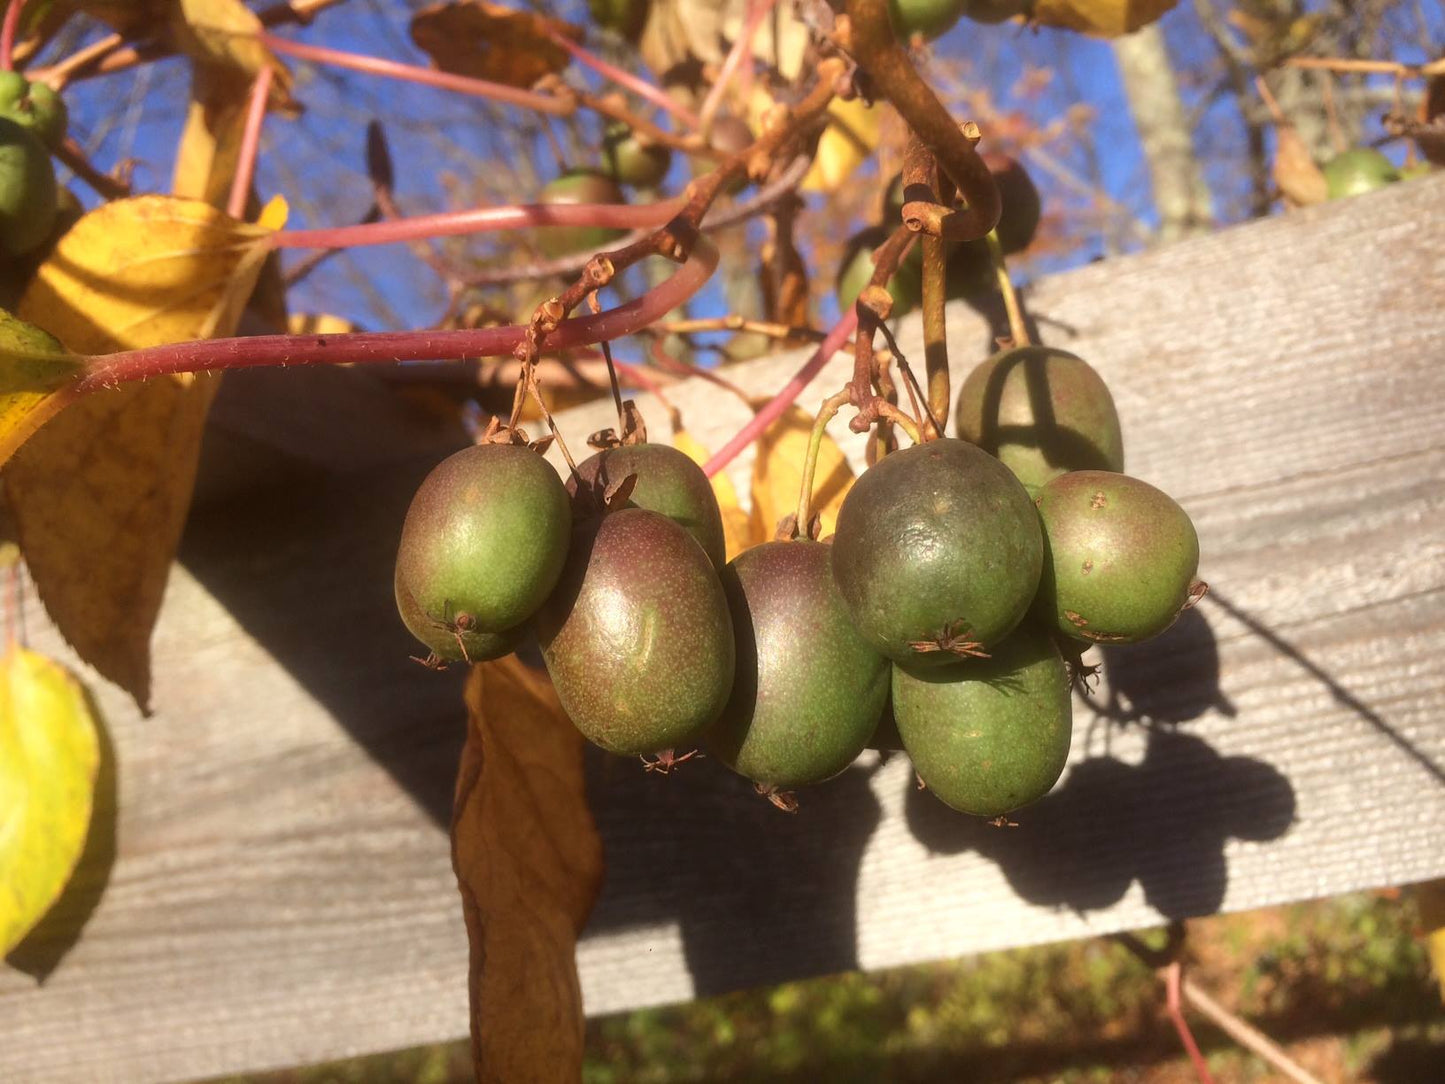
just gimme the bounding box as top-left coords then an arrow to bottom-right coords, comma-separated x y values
842,0 -> 999,240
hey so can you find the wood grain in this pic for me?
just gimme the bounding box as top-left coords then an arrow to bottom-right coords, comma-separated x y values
2,177 -> 1443,1083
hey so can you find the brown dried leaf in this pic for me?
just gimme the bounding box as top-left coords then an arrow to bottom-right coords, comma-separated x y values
6,197 -> 284,711
453,656 -> 604,1083
1274,125 -> 1327,208
1031,0 -> 1177,36
410,1 -> 582,90
749,402 -> 854,546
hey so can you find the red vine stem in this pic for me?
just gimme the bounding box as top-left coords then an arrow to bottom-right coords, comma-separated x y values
701,307 -> 859,478
257,31 -> 573,115
698,0 -> 778,133
0,0 -> 25,72
228,64 -> 274,219
545,29 -> 699,129
275,196 -> 684,249
1166,962 -> 1218,1084
76,240 -> 719,393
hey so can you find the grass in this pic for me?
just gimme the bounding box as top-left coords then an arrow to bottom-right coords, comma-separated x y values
216,887 -> 1444,1083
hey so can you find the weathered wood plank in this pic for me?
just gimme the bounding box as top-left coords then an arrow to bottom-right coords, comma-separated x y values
2,177 -> 1443,1084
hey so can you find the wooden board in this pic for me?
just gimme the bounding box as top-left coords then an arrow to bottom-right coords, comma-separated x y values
3,177 -> 1444,1083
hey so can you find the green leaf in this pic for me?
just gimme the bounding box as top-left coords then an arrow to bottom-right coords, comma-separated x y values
0,309 -> 83,466
0,644 -> 101,955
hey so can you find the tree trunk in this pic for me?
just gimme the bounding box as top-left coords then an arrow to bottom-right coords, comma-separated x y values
1113,23 -> 1215,244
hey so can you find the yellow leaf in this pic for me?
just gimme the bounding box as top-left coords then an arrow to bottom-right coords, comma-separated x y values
172,64 -> 253,205
410,1 -> 582,90
0,646 -> 100,955
801,98 -> 883,194
1417,879 -> 1445,1002
673,424 -> 756,560
749,402 -> 854,543
1032,0 -> 1177,36
1274,126 -> 1328,208
171,0 -> 292,96
5,196 -> 282,710
453,656 -> 603,1082
0,310 -> 84,467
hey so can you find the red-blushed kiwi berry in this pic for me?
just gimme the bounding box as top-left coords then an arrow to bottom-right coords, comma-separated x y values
568,442 -> 727,569
1322,147 -> 1400,199
837,226 -> 924,317
894,623 -> 1073,818
954,345 -> 1124,495
1033,470 -> 1201,645
831,438 -> 1043,665
706,540 -> 889,787
888,0 -> 968,39
0,117 -> 56,257
394,443 -> 571,655
0,72 -> 67,151
536,507 -> 735,755
601,123 -> 671,189
537,169 -> 628,259
394,573 -> 525,663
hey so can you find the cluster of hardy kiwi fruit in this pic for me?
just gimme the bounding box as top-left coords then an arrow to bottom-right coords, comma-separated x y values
0,71 -> 67,262
395,344 -> 1202,820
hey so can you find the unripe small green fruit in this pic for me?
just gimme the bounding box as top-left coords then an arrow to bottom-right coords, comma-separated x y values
0,117 -> 56,257
955,345 -> 1124,495
394,443 -> 572,656
837,226 -> 923,318
888,0 -> 968,39
568,442 -> 727,569
537,169 -> 627,259
1323,148 -> 1400,199
1033,470 -> 1201,645
831,438 -> 1043,663
894,624 -> 1072,818
601,124 -> 671,189
708,540 -> 889,787
589,0 -> 649,40
537,507 -> 735,755
0,73 -> 67,151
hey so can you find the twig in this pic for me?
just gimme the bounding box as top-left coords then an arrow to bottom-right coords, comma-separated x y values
545,29 -> 699,129
54,137 -> 132,199
698,0 -> 778,134
1165,962 -> 1218,1084
702,308 -> 858,478
228,65 -> 274,220
905,133 -> 950,431
843,0 -> 999,240
1181,978 -> 1324,1084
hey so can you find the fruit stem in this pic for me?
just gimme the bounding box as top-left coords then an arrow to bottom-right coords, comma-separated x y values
0,0 -> 25,72
697,0 -> 778,135
794,387 -> 851,537
544,29 -> 700,130
76,239 -> 720,391
701,307 -> 858,478
986,230 -> 1031,348
227,64 -> 274,220
843,0 -> 1000,241
904,135 -> 952,434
